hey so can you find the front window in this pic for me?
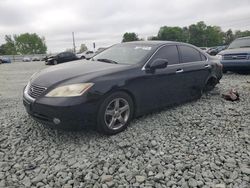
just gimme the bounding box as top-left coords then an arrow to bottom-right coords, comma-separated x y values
92,43 -> 155,65
228,38 -> 250,49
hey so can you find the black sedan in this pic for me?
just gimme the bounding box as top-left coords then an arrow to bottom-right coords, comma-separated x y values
23,41 -> 222,134
45,52 -> 78,65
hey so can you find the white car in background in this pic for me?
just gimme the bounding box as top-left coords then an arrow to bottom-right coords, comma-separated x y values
22,57 -> 31,62
76,51 -> 94,60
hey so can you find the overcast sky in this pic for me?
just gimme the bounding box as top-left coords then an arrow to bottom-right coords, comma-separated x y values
1,0 -> 250,53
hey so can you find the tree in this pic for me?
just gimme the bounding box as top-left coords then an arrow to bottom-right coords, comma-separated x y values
78,44 -> 88,53
157,26 -> 186,42
1,35 -> 17,55
205,26 -> 224,46
224,29 -> 235,45
234,30 -> 250,39
122,32 -> 139,42
188,21 -> 224,47
188,21 -> 208,46
14,33 -> 47,54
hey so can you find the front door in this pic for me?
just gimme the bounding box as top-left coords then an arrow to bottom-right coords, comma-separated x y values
136,45 -> 186,112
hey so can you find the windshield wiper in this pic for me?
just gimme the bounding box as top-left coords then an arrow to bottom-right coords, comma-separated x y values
96,58 -> 118,64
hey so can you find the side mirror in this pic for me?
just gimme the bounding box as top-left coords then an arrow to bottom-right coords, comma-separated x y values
148,58 -> 168,71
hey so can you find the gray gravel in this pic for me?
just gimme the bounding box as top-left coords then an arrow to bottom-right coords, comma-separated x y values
0,61 -> 249,188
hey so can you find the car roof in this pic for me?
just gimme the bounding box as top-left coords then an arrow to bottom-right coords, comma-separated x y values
122,40 -> 188,47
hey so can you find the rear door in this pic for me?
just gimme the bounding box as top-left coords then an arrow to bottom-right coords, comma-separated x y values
177,45 -> 211,100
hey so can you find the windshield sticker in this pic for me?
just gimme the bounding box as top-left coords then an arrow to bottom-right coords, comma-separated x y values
134,46 -> 152,50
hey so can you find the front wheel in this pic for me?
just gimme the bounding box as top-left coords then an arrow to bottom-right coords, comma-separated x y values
97,92 -> 134,135
53,60 -> 58,65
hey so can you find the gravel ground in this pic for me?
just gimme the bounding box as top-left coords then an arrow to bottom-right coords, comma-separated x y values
0,61 -> 249,188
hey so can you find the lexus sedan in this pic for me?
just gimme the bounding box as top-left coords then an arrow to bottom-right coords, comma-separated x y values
216,36 -> 250,73
23,41 -> 222,135
45,52 -> 78,65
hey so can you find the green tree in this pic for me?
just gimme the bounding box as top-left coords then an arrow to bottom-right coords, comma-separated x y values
122,32 -> 139,42
205,26 -> 224,46
188,21 -> 224,47
78,44 -> 88,53
14,33 -> 47,54
188,21 -> 208,46
1,35 -> 17,55
224,29 -> 235,45
157,26 -> 185,42
234,30 -> 250,39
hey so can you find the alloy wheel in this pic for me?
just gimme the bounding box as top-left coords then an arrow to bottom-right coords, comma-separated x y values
104,98 -> 130,130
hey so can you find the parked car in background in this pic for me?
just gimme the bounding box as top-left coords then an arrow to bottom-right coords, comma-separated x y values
23,57 -> 31,62
0,56 -> 11,64
207,45 -> 227,56
200,47 -> 209,52
23,41 -> 222,135
45,52 -> 78,65
32,56 -> 40,61
76,51 -> 94,60
217,36 -> 250,73
96,47 -> 107,54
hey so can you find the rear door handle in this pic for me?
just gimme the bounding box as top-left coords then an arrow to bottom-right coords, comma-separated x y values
176,69 -> 184,73
204,64 -> 211,68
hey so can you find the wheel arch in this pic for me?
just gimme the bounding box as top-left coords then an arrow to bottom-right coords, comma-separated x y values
100,88 -> 138,118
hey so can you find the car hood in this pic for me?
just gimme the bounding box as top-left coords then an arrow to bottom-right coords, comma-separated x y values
218,48 -> 250,55
47,55 -> 55,59
30,60 -> 129,87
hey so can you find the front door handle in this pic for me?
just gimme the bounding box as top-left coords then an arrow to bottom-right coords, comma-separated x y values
204,64 -> 211,68
176,69 -> 184,73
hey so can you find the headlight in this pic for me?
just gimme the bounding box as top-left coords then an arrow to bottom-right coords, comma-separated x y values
45,83 -> 94,97
216,54 -> 222,60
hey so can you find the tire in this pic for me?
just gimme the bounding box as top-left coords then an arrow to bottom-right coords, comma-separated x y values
53,60 -> 58,65
204,77 -> 217,92
97,91 -> 134,135
81,56 -> 86,59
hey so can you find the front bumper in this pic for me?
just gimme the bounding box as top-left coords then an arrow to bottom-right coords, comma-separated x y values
221,60 -> 250,71
23,90 -> 100,129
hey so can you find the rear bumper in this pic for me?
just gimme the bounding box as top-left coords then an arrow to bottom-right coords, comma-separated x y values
23,93 -> 100,129
221,60 -> 250,71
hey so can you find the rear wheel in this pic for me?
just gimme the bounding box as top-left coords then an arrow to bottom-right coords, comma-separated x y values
97,92 -> 134,135
204,77 -> 217,92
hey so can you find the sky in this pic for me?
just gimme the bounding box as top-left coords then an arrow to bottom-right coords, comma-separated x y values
0,0 -> 250,53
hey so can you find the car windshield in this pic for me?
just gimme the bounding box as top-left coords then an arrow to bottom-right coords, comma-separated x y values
228,38 -> 250,49
92,43 -> 155,65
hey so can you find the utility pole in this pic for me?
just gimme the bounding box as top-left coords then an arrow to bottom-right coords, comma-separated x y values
72,32 -> 76,53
